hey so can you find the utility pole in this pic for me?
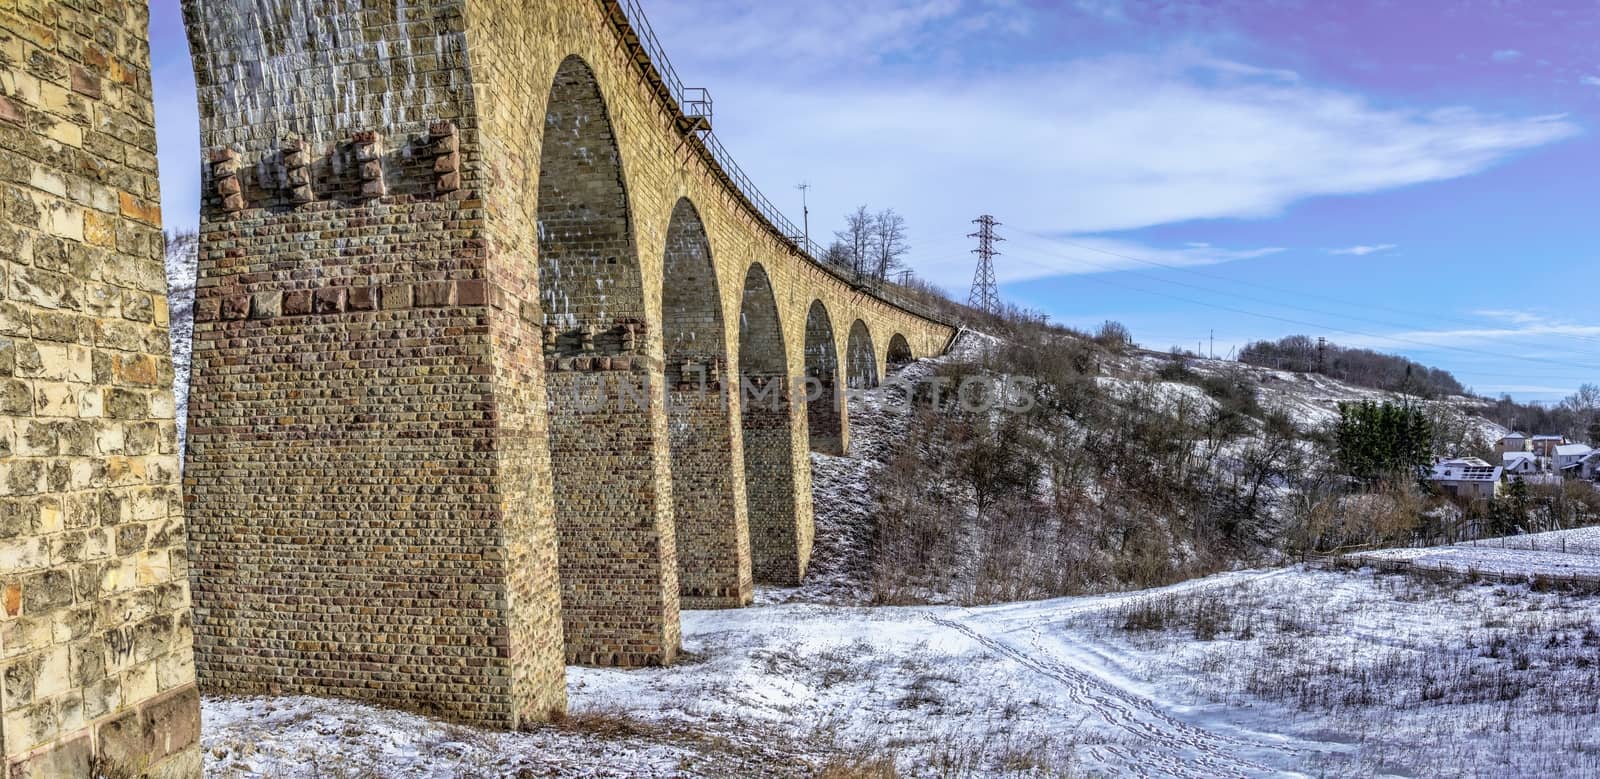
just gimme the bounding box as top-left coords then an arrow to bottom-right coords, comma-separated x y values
966,214 -> 1003,314
1317,336 -> 1327,373
1209,329 -> 1214,359
796,182 -> 810,252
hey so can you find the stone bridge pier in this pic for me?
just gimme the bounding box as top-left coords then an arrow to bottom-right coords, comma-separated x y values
0,2 -> 201,776
179,0 -> 956,727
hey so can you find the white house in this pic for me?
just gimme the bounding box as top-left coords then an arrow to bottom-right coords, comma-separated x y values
1556,443 -> 1594,474
1430,458 -> 1501,500
1502,451 -> 1539,477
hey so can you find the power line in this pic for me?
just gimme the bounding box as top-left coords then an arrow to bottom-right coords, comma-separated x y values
995,246 -> 1600,374
1006,231 -> 1600,353
1005,228 -> 1600,349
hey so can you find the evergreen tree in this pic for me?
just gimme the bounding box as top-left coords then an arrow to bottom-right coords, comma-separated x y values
1334,400 -> 1434,484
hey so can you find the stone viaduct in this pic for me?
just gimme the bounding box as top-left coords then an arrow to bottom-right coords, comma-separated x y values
173,0 -> 955,729
0,0 -> 958,770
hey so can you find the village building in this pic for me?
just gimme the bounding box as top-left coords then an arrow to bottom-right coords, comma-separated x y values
1556,443 -> 1597,476
1496,432 -> 1530,455
1429,458 -> 1502,500
1580,451 -> 1600,481
1502,451 -> 1540,477
1532,434 -> 1568,458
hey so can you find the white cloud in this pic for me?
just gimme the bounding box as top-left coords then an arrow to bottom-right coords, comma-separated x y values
1340,312 -> 1600,350
1492,49 -> 1523,63
647,0 -> 978,71
1472,309 -> 1544,325
1581,75 -> 1600,87
984,233 -> 1283,283
695,47 -> 1577,287
1329,244 -> 1398,256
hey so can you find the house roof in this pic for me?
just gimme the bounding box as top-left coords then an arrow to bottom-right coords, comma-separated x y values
1555,444 -> 1593,457
1503,432 -> 1528,439
1431,461 -> 1501,482
1534,435 -> 1565,441
1503,452 -> 1535,465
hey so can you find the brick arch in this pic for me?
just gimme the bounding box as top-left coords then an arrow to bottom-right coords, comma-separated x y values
846,319 -> 880,389
739,263 -> 809,583
804,299 -> 844,455
538,54 -> 644,343
887,333 -> 914,370
537,53 -> 679,667
662,198 -> 751,608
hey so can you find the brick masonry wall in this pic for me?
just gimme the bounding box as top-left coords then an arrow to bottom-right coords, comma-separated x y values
846,320 -> 881,389
181,0 -> 566,727
0,1 -> 200,776
804,301 -> 844,457
738,264 -> 809,584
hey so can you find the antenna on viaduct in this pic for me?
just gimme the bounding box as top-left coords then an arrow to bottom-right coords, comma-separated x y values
967,214 -> 1003,314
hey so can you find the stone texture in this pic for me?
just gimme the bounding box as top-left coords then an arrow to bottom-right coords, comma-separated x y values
0,1 -> 200,776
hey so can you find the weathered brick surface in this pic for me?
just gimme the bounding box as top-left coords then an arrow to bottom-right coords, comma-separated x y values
180,0 -> 955,726
662,199 -> 749,608
847,320 -> 882,389
0,1 -> 200,776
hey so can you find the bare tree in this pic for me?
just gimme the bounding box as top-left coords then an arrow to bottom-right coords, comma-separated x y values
1562,383 -> 1600,443
832,205 -> 873,280
870,208 -> 909,284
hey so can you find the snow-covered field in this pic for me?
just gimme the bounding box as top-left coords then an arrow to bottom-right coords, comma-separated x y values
1351,525 -> 1600,585
204,564 -> 1600,777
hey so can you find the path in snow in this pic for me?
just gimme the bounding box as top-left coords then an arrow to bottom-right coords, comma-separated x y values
929,569 -> 1335,778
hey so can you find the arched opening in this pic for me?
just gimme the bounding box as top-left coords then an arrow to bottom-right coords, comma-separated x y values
739,264 -> 812,584
846,319 -> 879,389
662,198 -> 751,608
537,55 -> 677,666
803,300 -> 844,455
887,333 -> 914,371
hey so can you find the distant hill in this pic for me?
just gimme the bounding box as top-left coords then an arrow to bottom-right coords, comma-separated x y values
1238,335 -> 1467,398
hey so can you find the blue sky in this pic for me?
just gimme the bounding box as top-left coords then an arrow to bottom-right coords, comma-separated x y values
150,0 -> 1600,402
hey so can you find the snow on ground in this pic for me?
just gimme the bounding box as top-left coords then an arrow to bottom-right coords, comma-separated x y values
799,346 -> 947,604
1351,526 -> 1600,583
1061,567 -> 1600,777
202,694 -> 806,778
209,563 -> 1600,777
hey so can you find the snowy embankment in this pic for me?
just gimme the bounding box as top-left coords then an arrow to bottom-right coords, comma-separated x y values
1349,526 -> 1600,586
206,564 -> 1600,777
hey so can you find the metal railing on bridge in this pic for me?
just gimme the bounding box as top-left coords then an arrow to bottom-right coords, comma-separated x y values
604,0 -> 827,262
600,0 -> 957,326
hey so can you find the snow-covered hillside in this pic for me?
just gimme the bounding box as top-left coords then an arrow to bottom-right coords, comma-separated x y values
1111,345 -> 1506,441
166,231 -> 198,455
